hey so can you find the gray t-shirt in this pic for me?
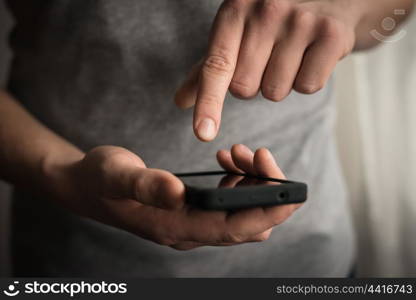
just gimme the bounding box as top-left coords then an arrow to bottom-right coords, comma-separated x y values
7,0 -> 356,277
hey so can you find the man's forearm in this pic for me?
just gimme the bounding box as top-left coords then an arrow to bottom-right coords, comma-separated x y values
351,0 -> 414,50
0,90 -> 84,193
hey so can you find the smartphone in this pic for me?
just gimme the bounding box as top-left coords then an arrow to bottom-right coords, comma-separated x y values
174,171 -> 307,210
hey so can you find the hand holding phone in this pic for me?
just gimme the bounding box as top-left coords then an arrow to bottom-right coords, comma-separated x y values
58,144 -> 304,251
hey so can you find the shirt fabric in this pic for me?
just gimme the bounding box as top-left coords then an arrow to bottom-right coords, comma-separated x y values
6,0 -> 356,277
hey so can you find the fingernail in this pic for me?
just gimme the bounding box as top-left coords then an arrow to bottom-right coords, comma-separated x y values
197,118 -> 216,141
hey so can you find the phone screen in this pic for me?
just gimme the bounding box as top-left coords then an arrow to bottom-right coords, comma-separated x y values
175,171 -> 283,189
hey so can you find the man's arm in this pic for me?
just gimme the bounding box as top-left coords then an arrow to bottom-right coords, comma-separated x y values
0,90 -> 84,194
175,0 -> 415,142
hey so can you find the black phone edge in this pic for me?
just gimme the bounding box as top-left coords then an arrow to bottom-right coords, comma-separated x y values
174,170 -> 295,184
175,171 -> 307,210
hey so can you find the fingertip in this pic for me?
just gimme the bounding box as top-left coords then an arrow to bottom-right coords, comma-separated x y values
194,118 -> 217,142
231,144 -> 240,152
255,147 -> 275,162
216,149 -> 229,161
254,148 -> 285,179
217,149 -> 241,173
231,144 -> 253,156
255,147 -> 270,155
230,144 -> 256,174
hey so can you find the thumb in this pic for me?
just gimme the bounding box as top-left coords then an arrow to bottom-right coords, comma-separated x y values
91,147 -> 185,210
131,168 -> 186,210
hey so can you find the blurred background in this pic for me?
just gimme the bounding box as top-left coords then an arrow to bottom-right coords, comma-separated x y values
334,13 -> 416,276
0,3 -> 415,277
0,0 -> 13,277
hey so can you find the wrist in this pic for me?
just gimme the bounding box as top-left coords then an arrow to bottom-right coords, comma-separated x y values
39,147 -> 85,210
313,0 -> 372,51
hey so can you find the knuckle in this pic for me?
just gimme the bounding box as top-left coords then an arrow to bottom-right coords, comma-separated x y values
98,151 -> 125,173
133,174 -> 146,197
292,9 -> 316,30
202,54 -> 234,76
261,84 -> 288,102
258,0 -> 291,19
89,146 -> 139,174
229,79 -> 258,99
222,0 -> 247,13
218,0 -> 247,25
319,16 -> 343,40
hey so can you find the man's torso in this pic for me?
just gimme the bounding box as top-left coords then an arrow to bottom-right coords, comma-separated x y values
7,0 -> 355,277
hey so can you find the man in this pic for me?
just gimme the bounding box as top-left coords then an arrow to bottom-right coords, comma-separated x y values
0,0 -> 413,276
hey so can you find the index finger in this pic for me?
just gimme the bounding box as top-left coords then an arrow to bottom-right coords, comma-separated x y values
194,1 -> 248,141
